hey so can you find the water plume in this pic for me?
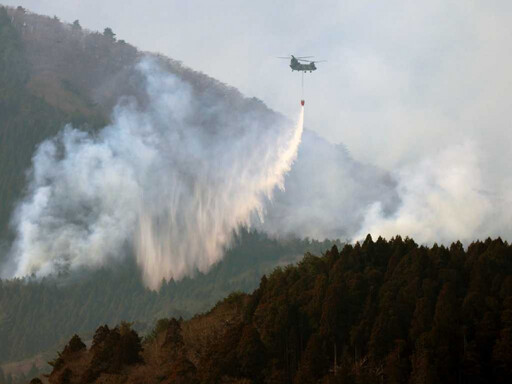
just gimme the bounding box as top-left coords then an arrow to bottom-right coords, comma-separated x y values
6,58 -> 304,290
136,106 -> 304,289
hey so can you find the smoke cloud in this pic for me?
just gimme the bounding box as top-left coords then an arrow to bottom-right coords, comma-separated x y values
263,136 -> 512,246
3,1 -> 512,252
259,130 -> 401,240
353,141 -> 512,245
6,58 -> 304,289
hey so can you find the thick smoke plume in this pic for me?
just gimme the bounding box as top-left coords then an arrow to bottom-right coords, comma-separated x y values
6,58 -> 304,289
262,135 -> 509,246
355,141 -> 502,245
260,130 -> 400,240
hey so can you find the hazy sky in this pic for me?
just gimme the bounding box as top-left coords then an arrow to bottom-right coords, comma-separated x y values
3,0 -> 512,169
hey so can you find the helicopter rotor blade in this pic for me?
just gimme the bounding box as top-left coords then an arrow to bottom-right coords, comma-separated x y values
276,55 -> 315,60
299,59 -> 327,63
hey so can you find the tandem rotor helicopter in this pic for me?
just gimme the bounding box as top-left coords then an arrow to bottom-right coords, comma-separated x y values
277,55 -> 326,105
277,55 -> 326,73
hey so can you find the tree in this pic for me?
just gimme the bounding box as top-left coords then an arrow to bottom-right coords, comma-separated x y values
431,283 -> 461,382
383,339 -> 408,384
63,334 -> 86,355
295,332 -> 328,383
236,324 -> 265,379
409,337 -> 438,384
118,322 -> 143,366
492,301 -> 512,382
72,20 -> 81,31
83,322 -> 143,382
103,27 -> 116,40
91,324 -> 111,350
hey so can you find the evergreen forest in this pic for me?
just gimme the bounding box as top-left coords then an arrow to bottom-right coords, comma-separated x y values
45,236 -> 512,383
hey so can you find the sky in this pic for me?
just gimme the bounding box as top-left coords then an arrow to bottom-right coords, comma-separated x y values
4,0 -> 512,170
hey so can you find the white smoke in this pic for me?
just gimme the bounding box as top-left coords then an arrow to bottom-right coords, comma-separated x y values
355,141 -> 502,244
259,130 -> 400,240
263,135 -> 512,247
6,58 -> 304,289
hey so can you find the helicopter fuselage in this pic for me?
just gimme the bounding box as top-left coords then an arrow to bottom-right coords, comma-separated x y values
290,57 -> 317,72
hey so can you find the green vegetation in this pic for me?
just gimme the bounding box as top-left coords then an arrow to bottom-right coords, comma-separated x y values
0,229 -> 341,364
48,236 -> 512,383
102,27 -> 116,41
0,6 -> 108,241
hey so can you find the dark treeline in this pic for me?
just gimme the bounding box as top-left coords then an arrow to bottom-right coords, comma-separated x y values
0,229 -> 340,366
47,236 -> 512,384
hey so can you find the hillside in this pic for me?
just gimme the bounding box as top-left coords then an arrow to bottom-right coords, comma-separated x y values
0,3 -> 396,365
0,4 -> 399,249
0,5 -> 279,244
0,5 -> 402,382
43,236 -> 512,384
0,230 -> 341,368
1,5 -> 511,384
0,5 -> 351,371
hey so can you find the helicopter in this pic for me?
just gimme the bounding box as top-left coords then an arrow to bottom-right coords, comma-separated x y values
277,55 -> 326,73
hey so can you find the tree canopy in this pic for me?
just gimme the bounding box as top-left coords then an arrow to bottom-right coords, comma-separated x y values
47,236 -> 512,383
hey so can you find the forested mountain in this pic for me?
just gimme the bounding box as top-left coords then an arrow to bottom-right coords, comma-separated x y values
0,4 -> 399,250
0,5 -> 347,373
0,4 -> 392,367
0,6 -> 104,241
44,236 -> 512,384
0,230 -> 340,368
5,5 -> 511,384
0,4 -> 273,244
